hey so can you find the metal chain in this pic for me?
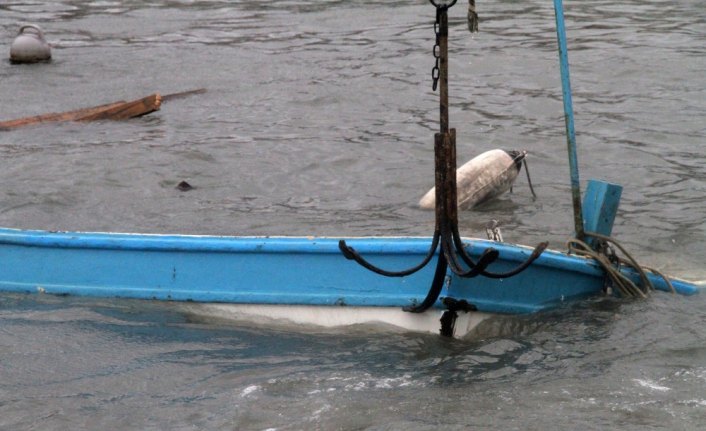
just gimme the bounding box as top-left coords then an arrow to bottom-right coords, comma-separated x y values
431,6 -> 442,91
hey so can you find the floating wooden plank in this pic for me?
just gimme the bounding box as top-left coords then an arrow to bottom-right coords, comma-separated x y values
161,88 -> 207,102
76,93 -> 161,121
0,101 -> 126,130
0,89 -> 206,130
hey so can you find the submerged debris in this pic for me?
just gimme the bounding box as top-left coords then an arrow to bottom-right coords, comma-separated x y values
0,89 -> 205,130
176,181 -> 193,191
0,94 -> 161,130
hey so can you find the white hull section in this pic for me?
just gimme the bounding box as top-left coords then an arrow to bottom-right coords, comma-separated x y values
179,303 -> 495,338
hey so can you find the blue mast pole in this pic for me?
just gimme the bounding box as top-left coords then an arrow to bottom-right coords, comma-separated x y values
553,0 -> 584,238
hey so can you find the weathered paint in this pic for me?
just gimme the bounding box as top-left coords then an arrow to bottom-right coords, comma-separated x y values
583,179 -> 623,247
0,227 -> 697,313
553,0 -> 584,238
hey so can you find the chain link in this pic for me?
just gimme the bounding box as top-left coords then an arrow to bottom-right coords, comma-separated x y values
431,7 -> 442,91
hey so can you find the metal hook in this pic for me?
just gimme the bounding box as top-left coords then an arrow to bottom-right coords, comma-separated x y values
339,0 -> 546,314
338,229 -> 441,277
428,0 -> 458,9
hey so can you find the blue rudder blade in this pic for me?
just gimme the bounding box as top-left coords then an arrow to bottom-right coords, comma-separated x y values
582,179 -> 623,248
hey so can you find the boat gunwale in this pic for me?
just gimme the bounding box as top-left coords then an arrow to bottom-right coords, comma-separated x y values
0,226 -> 604,276
0,227 -> 698,298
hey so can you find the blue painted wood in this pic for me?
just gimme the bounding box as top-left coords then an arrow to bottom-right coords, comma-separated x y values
553,0 -> 584,238
582,179 -> 623,247
0,228 -> 697,316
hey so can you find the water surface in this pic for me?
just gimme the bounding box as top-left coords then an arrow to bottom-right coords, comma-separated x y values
1,1 -> 705,429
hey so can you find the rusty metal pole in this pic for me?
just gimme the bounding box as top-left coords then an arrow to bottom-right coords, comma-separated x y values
438,8 -> 449,135
435,7 -> 460,229
337,1 -> 548,318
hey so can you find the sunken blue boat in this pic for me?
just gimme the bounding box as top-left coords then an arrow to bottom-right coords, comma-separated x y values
0,1 -> 700,337
0,224 -> 698,337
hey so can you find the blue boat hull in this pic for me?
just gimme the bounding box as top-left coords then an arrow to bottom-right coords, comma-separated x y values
0,228 -> 697,319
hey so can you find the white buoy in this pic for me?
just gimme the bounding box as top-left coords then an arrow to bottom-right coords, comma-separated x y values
419,149 -> 526,210
10,24 -> 51,64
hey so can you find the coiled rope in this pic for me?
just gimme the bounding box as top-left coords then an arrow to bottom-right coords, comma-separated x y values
567,231 -> 675,298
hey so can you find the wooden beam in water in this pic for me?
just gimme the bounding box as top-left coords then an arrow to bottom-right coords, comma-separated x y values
0,101 -> 127,129
161,88 -> 207,102
76,93 -> 161,121
0,88 -> 206,130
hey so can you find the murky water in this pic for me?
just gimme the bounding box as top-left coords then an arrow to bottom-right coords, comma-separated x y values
1,1 -> 705,429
